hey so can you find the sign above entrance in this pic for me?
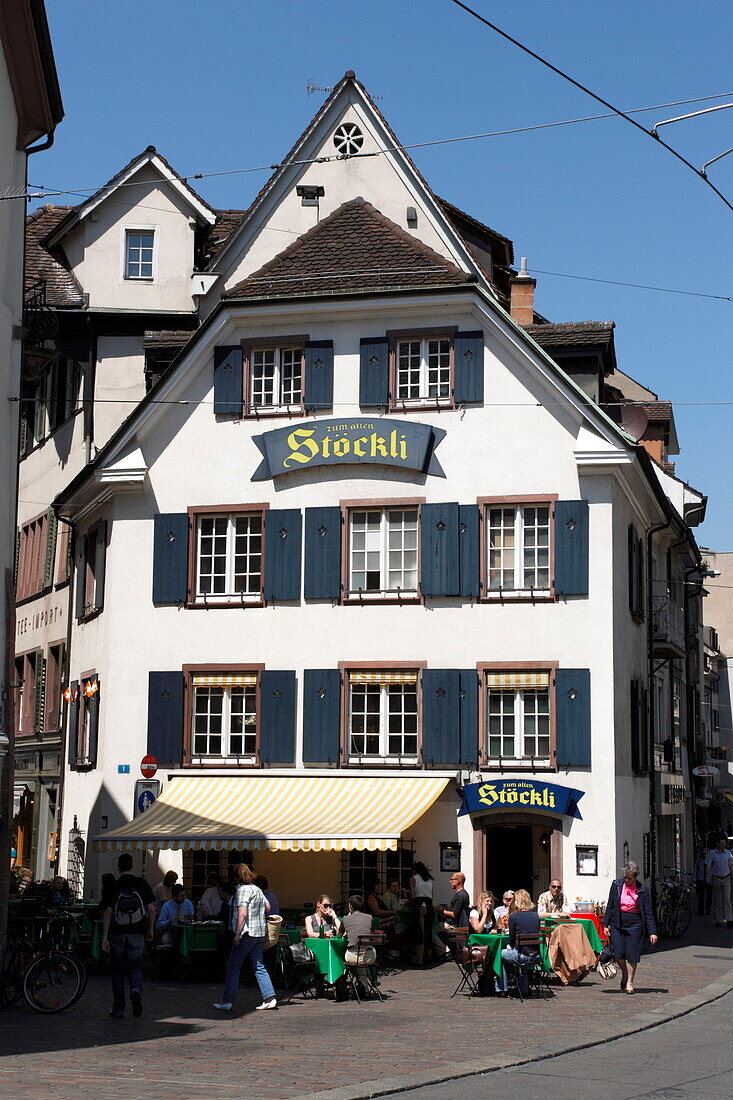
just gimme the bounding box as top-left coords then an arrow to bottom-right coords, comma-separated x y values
252,418 -> 446,480
458,779 -> 585,820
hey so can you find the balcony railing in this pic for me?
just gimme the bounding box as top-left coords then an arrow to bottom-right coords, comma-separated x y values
23,278 -> 57,346
652,595 -> 685,654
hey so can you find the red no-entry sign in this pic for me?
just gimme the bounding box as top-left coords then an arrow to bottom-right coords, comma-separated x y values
140,755 -> 158,779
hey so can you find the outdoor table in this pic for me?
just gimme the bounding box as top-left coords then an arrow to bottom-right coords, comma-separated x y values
542,916 -> 603,953
468,932 -> 552,979
569,912 -> 606,943
171,921 -> 223,960
307,935 -> 347,983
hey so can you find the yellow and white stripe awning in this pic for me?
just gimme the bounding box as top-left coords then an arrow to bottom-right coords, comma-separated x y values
349,671 -> 418,685
94,774 -> 450,853
486,671 -> 549,689
192,673 -> 258,686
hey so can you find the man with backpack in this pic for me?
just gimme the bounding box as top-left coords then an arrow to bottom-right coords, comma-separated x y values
101,853 -> 156,1018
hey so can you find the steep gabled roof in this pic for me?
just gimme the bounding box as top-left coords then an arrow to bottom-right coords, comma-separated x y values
43,145 -> 216,247
25,204 -> 85,307
205,209 -> 249,267
525,321 -> 615,347
224,197 -> 473,301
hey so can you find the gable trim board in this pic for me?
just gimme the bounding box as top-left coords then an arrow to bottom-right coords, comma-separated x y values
52,282 -> 675,534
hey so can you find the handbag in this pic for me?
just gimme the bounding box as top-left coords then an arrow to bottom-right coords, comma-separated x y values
596,942 -> 617,980
288,941 -> 316,965
264,914 -> 283,949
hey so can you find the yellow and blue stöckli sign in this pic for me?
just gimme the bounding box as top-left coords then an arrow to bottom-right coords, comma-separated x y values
458,779 -> 585,819
252,417 -> 446,480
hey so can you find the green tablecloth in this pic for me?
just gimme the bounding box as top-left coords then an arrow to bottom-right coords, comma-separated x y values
467,933 -> 552,979
170,922 -> 223,960
307,936 -> 347,983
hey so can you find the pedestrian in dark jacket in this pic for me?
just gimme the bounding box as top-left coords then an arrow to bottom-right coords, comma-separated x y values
603,861 -> 657,994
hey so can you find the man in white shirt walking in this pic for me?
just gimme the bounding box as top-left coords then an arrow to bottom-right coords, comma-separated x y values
705,837 -> 733,926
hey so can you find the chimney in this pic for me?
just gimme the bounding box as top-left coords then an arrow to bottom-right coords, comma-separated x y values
510,258 -> 536,326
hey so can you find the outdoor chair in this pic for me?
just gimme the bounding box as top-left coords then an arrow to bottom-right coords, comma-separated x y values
345,934 -> 384,1002
279,936 -> 318,1003
505,932 -> 552,1001
446,929 -> 480,997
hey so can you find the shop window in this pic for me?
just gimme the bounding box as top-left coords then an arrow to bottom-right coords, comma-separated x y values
194,510 -> 263,604
347,670 -> 419,763
347,506 -> 418,597
485,671 -> 551,766
245,344 -> 303,413
341,844 -> 414,901
393,336 -> 451,406
487,503 -> 550,594
189,673 -> 258,764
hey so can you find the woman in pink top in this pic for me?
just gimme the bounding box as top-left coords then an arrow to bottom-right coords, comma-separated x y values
603,861 -> 658,994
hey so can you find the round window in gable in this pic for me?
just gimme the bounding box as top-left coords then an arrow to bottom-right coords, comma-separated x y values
333,123 -> 364,156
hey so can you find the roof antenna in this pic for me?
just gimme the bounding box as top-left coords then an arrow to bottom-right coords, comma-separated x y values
307,80 -> 334,96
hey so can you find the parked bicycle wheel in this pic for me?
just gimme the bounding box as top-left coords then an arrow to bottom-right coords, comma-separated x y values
0,942 -> 26,1007
22,952 -> 85,1013
667,897 -> 692,938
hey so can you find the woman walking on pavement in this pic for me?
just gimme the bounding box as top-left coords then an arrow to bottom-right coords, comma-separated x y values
214,864 -> 277,1012
603,860 -> 658,994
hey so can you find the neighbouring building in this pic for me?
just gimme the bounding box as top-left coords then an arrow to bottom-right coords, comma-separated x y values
21,72 -> 707,907
0,0 -> 62,930
698,551 -> 733,839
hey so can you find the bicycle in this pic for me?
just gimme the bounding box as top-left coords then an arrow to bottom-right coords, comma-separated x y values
1,910 -> 88,1013
655,868 -> 694,939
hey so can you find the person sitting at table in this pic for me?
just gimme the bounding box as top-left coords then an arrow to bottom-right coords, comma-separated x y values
493,890 -> 515,926
306,895 -> 342,937
381,879 -> 403,913
47,875 -> 71,909
496,889 -> 541,996
537,879 -> 572,916
153,870 -> 178,916
156,884 -> 194,944
341,895 -> 376,991
364,876 -> 397,925
198,873 -> 222,919
469,891 -> 496,934
253,875 -> 280,917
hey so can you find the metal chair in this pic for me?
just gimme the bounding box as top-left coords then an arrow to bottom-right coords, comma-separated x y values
345,934 -> 384,1001
446,929 -> 480,997
505,932 -> 552,1000
279,936 -> 318,1003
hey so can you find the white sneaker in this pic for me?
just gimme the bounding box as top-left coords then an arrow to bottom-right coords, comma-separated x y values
213,1002 -> 233,1011
255,998 -> 277,1011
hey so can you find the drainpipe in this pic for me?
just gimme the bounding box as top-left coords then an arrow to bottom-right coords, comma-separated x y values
647,518 -> 673,910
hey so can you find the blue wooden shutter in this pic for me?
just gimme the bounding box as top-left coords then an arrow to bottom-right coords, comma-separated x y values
554,500 -> 589,597
420,503 -> 460,596
259,670 -> 296,765
458,504 -> 480,598
67,680 -> 79,766
304,507 -> 341,599
304,340 -> 333,411
213,345 -> 243,415
555,668 -> 591,768
453,331 -> 484,404
264,508 -> 302,601
359,337 -> 389,406
87,680 -> 100,767
630,678 -> 641,772
303,669 -> 341,764
147,671 -> 184,766
422,669 -> 460,766
459,669 -> 479,767
75,538 -> 86,621
152,513 -> 189,604
94,520 -> 107,611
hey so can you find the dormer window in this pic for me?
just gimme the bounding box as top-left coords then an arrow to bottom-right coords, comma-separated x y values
125,229 -> 154,279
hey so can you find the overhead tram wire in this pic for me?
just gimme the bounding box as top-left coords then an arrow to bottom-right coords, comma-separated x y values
447,0 -> 733,215
11,396 -> 733,409
3,91 -> 733,205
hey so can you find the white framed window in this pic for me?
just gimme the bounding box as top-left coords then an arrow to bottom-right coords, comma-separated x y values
195,512 -> 262,603
486,672 -> 551,764
124,229 -> 155,279
249,346 -> 302,410
191,675 -> 257,761
348,507 -> 418,596
488,504 -> 550,593
395,337 -> 451,403
348,672 -> 419,762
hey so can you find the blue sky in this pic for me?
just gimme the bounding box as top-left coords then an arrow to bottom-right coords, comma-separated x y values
38,0 -> 733,547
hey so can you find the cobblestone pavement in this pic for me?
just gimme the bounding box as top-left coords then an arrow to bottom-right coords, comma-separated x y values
1,918 -> 730,1100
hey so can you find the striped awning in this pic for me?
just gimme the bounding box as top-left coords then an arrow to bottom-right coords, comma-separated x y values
192,674 -> 258,686
94,774 -> 450,853
486,671 -> 550,689
349,671 -> 418,685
